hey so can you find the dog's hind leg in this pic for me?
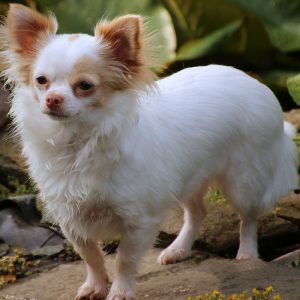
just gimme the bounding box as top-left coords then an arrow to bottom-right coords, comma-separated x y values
228,132 -> 297,260
223,174 -> 262,260
158,187 -> 207,265
236,215 -> 258,259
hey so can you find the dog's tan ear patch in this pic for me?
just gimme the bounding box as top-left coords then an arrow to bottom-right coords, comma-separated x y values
7,4 -> 57,57
95,15 -> 142,71
94,15 -> 156,91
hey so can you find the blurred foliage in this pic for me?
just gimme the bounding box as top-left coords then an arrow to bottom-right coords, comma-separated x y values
36,0 -> 176,64
0,0 -> 300,107
227,0 -> 300,53
0,175 -> 36,201
5,176 -> 36,196
287,75 -> 300,105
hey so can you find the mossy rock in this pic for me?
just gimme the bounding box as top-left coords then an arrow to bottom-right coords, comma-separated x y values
0,154 -> 35,200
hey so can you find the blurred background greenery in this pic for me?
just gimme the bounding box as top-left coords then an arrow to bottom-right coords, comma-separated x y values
1,0 -> 300,110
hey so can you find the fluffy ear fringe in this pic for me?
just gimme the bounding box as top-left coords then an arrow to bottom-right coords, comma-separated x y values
0,4 -> 57,86
94,15 -> 158,92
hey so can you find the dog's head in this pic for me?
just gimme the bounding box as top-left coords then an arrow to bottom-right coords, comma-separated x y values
1,4 -> 154,121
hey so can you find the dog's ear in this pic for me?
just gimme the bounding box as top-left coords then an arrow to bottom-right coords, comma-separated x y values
94,15 -> 155,90
94,15 -> 143,76
7,4 -> 57,57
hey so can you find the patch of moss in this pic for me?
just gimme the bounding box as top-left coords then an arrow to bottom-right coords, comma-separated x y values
207,190 -> 226,204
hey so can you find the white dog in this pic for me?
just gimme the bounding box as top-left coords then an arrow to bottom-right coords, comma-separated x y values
1,4 -> 298,300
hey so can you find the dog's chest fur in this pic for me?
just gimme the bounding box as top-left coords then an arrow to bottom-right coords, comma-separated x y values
20,112 -> 123,239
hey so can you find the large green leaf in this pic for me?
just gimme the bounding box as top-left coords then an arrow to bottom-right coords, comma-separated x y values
162,0 -> 277,68
287,74 -> 300,105
163,0 -> 244,43
227,0 -> 300,52
36,0 -> 176,65
176,19 -> 242,61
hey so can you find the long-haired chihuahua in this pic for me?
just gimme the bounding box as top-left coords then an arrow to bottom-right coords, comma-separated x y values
0,4 -> 298,300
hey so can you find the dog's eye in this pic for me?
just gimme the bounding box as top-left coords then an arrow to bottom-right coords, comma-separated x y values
78,81 -> 93,90
36,76 -> 48,85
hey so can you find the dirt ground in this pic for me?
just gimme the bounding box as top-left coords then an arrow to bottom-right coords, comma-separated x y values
0,249 -> 299,300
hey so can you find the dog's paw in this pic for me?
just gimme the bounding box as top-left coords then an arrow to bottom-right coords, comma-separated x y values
106,293 -> 135,300
75,281 -> 109,300
158,247 -> 191,265
106,282 -> 135,300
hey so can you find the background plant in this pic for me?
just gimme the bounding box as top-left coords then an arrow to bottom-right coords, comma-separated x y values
1,0 -> 300,109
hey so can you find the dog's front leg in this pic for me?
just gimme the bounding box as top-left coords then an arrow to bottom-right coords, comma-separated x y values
107,225 -> 158,300
75,240 -> 109,300
63,229 -> 109,300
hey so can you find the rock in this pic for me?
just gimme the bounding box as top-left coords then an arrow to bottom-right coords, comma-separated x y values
160,202 -> 236,252
276,193 -> 300,226
6,195 -> 41,225
272,249 -> 300,267
0,207 -> 64,251
160,202 -> 240,254
29,244 -> 64,257
0,243 -> 9,257
0,83 -> 9,129
0,249 -> 300,300
160,193 -> 300,258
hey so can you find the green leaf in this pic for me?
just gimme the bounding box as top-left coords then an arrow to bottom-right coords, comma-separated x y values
36,0 -> 176,66
164,0 -> 190,32
287,74 -> 300,105
227,0 -> 300,52
176,19 -> 242,61
164,0 -> 244,44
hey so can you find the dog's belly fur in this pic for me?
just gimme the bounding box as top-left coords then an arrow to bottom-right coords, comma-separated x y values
59,200 -> 122,241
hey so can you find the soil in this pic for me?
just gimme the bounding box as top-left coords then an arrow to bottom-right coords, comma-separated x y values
0,249 -> 299,300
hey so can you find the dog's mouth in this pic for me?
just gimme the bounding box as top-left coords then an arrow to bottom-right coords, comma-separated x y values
43,111 -> 72,121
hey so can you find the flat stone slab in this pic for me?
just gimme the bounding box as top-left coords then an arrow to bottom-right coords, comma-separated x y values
0,249 -> 299,300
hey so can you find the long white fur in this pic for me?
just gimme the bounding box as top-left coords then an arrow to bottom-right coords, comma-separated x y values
7,32 -> 298,299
